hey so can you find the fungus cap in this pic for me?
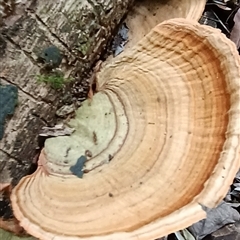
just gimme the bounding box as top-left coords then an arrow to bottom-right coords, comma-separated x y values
11,18 -> 240,240
125,0 -> 206,50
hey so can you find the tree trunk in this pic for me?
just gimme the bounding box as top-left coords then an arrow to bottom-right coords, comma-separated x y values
0,0 -> 134,186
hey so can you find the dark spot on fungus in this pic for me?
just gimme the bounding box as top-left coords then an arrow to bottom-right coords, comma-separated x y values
108,154 -> 113,161
70,156 -> 87,178
93,131 -> 97,145
64,147 -> 71,157
85,150 -> 92,158
109,193 -> 113,197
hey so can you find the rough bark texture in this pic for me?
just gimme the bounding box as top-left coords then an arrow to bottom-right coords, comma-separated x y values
0,0 -> 134,186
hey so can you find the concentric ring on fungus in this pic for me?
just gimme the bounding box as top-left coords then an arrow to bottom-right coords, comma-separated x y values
11,18 -> 240,240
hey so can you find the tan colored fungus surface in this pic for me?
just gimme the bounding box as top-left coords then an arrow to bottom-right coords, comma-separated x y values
124,0 -> 206,50
11,19 -> 240,240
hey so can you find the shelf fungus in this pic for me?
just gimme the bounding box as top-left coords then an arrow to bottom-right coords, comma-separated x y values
124,0 -> 206,51
11,19 -> 240,240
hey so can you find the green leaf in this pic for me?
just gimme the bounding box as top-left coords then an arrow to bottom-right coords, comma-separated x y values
0,229 -> 36,240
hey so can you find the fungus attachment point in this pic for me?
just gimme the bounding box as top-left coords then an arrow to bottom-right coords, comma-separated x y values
11,19 -> 240,240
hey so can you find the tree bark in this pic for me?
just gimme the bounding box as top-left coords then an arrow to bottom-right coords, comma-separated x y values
0,0 -> 134,186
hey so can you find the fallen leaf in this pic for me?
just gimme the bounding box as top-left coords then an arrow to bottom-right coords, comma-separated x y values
188,201 -> 240,239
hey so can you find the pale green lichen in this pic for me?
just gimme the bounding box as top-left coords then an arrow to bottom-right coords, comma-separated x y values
38,45 -> 62,70
77,40 -> 91,55
0,84 -> 18,140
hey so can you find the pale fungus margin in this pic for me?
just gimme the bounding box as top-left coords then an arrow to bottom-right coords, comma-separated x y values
10,17 -> 240,240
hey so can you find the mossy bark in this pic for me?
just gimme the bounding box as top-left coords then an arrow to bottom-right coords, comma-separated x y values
0,0 -> 134,186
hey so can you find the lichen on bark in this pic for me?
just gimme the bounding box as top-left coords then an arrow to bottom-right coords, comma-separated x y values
0,84 -> 18,140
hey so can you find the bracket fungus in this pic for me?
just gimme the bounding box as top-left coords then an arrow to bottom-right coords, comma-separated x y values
11,18 -> 240,240
124,0 -> 206,50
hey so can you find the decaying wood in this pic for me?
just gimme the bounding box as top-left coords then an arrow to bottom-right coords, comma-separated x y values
0,0 -> 134,187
